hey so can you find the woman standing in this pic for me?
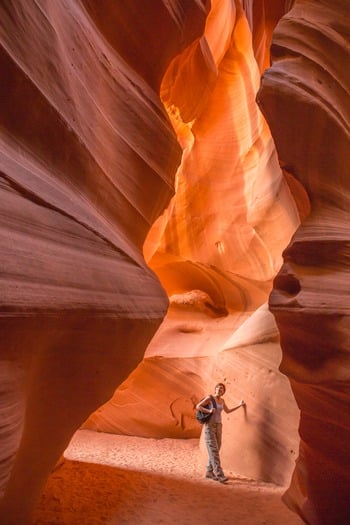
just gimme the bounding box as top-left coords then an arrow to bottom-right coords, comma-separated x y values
196,382 -> 245,483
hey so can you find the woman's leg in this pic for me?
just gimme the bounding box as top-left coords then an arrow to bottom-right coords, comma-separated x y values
216,423 -> 223,451
204,423 -> 223,476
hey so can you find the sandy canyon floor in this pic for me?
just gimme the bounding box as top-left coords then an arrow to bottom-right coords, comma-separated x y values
32,429 -> 304,525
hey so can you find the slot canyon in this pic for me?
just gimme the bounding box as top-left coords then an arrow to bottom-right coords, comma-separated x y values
0,1 -> 349,524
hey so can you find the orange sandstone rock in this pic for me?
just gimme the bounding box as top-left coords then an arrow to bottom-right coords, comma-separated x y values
87,0 -> 301,488
0,1 -> 208,523
258,1 -> 350,523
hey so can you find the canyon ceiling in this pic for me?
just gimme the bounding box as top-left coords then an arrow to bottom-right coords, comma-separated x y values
0,1 -> 349,524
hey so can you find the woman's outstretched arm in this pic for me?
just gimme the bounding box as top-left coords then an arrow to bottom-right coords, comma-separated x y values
223,399 -> 245,413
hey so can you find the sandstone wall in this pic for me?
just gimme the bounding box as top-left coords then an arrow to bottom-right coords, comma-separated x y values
2,1 -> 348,524
0,1 -> 208,522
258,1 -> 350,523
85,0 -> 301,487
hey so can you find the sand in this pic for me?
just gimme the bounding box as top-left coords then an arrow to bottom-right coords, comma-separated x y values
32,429 -> 304,524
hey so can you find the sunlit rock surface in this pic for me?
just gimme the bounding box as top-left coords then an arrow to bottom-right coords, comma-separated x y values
4,0 -> 347,524
85,0 -> 301,487
258,1 -> 350,523
0,1 -> 208,523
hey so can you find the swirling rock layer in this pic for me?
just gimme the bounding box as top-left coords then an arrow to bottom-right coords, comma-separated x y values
85,0 -> 301,488
258,1 -> 350,523
5,0 -> 344,523
0,1 -> 208,523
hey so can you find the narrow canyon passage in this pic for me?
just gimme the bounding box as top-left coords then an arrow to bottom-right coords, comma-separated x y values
2,2 -> 350,524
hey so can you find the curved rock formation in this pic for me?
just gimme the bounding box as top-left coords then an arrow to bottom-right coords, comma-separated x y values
0,1 -> 209,523
85,0 -> 301,487
257,1 -> 350,523
5,0 -> 343,522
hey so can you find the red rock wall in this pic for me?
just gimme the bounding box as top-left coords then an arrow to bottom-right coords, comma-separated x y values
258,1 -> 350,523
4,1 -> 347,524
0,1 -> 208,523
85,0 -> 301,488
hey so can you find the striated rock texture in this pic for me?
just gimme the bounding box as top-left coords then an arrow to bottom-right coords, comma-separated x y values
0,1 -> 209,523
258,0 -> 350,523
85,0 -> 301,487
6,0 -> 347,523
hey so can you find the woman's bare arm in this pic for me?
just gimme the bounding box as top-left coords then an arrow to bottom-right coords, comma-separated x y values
223,399 -> 245,413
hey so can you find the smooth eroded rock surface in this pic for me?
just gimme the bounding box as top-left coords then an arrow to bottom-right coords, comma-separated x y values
85,0 -> 301,488
0,1 -> 208,522
4,1 -> 349,524
258,1 -> 350,523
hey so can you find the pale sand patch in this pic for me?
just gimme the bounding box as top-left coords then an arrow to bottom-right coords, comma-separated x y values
32,429 -> 304,525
